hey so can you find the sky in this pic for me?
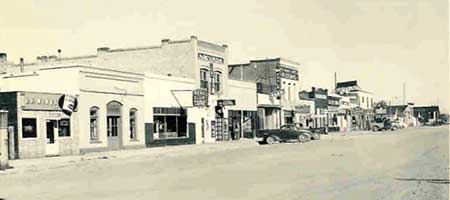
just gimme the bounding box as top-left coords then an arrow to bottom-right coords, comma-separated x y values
1,0 -> 449,112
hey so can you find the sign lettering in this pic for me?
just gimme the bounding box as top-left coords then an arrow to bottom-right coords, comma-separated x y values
193,89 -> 208,107
217,99 -> 236,107
198,53 -> 224,64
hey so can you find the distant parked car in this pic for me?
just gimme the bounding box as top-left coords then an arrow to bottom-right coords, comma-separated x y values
255,125 -> 312,145
372,118 -> 400,132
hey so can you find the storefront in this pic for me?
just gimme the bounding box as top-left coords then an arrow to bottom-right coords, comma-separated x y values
0,91 -> 79,159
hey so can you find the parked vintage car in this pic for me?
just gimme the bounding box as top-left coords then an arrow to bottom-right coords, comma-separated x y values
292,123 -> 327,136
372,118 -> 400,132
255,124 -> 313,145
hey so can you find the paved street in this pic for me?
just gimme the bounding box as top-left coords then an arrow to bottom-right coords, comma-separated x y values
1,126 -> 449,200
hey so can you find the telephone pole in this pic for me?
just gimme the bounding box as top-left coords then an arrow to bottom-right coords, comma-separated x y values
334,72 -> 337,91
403,82 -> 406,105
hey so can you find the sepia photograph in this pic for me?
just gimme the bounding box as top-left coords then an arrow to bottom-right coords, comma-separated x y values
0,0 -> 449,199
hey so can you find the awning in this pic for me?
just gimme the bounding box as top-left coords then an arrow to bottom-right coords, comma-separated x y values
258,104 -> 283,109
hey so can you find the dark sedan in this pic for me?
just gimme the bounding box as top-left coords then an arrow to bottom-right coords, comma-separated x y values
256,125 -> 312,145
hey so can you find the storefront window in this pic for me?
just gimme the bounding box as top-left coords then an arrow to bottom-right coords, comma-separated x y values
22,118 -> 37,138
153,107 -> 187,139
200,69 -> 209,90
130,108 -> 137,140
58,118 -> 71,137
90,107 -> 100,141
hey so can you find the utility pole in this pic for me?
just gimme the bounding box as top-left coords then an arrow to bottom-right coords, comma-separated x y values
403,82 -> 406,105
334,72 -> 337,92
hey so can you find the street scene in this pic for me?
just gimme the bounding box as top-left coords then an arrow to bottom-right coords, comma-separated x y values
0,126 -> 449,200
0,0 -> 449,199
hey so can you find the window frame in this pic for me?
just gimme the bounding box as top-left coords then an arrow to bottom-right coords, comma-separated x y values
213,71 -> 222,93
90,106 -> 100,142
200,68 -> 209,90
153,107 -> 188,139
129,108 -> 138,140
22,118 -> 38,139
58,118 -> 71,137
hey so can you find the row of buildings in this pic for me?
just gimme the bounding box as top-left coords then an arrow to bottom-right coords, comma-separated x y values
0,36 -> 442,159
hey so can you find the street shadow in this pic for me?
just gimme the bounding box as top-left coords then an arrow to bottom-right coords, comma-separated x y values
395,178 -> 450,184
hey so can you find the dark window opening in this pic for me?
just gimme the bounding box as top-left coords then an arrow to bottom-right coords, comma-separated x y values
22,118 -> 37,138
58,118 -> 71,137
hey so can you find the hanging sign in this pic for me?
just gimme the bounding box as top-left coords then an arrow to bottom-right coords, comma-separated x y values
193,89 -> 208,107
217,99 -> 236,107
58,94 -> 78,116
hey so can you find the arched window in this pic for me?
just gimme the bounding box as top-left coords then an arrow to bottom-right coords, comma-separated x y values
90,106 -> 100,141
130,108 -> 137,140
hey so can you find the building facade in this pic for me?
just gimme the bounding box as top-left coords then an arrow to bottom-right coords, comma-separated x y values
229,58 -> 301,130
0,36 -> 257,159
336,80 -> 375,130
413,106 -> 440,126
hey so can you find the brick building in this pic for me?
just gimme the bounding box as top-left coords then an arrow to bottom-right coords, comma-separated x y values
229,58 -> 301,129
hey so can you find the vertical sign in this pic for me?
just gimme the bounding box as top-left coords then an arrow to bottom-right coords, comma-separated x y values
209,63 -> 215,95
275,65 -> 281,99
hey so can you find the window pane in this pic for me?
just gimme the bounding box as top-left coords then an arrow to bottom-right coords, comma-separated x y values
154,116 -> 165,133
22,118 -> 37,138
90,107 -> 99,141
58,119 -> 71,137
130,109 -> 137,139
166,116 -> 177,132
178,115 -> 187,137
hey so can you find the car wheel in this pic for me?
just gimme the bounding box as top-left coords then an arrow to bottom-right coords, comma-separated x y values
312,133 -> 320,140
298,134 -> 309,143
265,136 -> 276,145
373,126 -> 379,132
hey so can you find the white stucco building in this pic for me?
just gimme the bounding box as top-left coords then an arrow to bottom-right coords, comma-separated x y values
0,36 -> 257,159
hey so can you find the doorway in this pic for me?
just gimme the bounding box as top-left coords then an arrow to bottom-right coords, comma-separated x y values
107,101 -> 122,150
45,119 -> 59,156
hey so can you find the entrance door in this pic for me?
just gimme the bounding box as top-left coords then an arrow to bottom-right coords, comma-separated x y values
45,120 -> 59,156
107,101 -> 122,150
107,116 -> 120,150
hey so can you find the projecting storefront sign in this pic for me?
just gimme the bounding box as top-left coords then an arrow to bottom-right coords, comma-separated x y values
198,53 -> 224,64
295,105 -> 311,113
58,94 -> 78,116
192,89 -> 208,107
275,69 -> 281,91
217,99 -> 236,107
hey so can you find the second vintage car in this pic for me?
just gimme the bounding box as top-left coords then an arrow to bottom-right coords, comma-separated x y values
255,124 -> 313,145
